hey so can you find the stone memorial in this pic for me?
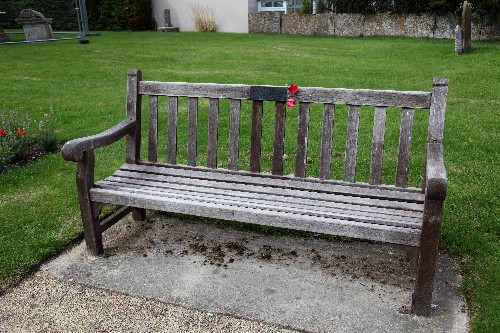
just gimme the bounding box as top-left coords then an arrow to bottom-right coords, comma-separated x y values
461,1 -> 472,52
16,9 -> 53,41
455,25 -> 464,54
157,9 -> 179,32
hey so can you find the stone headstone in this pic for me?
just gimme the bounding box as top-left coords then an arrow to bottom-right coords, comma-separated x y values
158,9 -> 179,32
461,1 -> 472,51
16,9 -> 53,41
455,25 -> 463,54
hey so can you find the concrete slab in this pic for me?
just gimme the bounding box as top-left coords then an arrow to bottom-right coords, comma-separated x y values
43,213 -> 469,333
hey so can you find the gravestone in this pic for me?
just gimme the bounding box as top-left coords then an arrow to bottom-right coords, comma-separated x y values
455,25 -> 463,54
158,9 -> 179,32
461,1 -> 472,52
16,9 -> 53,41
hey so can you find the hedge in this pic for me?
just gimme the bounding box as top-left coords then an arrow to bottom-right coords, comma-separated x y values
0,0 -> 155,31
314,0 -> 499,18
0,0 -> 78,30
86,0 -> 155,31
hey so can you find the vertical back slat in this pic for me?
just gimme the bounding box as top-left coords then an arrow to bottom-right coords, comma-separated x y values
319,103 -> 335,180
369,106 -> 387,185
207,98 -> 219,169
272,102 -> 287,175
250,100 -> 263,173
424,78 -> 449,192
295,102 -> 310,178
167,96 -> 178,164
344,105 -> 361,182
126,69 -> 142,164
228,99 -> 241,171
187,97 -> 198,167
427,78 -> 449,144
396,107 -> 415,187
148,95 -> 158,162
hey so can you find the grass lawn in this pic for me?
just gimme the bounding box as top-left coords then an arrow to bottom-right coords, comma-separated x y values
0,32 -> 498,332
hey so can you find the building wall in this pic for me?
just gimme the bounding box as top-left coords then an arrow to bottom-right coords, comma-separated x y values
152,0 -> 257,33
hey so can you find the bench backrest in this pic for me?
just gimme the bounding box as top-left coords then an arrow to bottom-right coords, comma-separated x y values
126,69 -> 447,189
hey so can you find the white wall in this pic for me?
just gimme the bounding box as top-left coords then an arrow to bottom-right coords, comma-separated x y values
153,0 -> 258,33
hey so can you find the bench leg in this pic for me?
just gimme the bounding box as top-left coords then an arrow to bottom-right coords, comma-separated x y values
411,198 -> 443,316
76,150 -> 103,256
132,208 -> 147,221
79,201 -> 103,256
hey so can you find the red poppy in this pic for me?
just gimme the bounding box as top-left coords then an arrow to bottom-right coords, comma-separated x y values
287,84 -> 299,95
0,129 -> 4,136
16,129 -> 26,135
287,97 -> 296,108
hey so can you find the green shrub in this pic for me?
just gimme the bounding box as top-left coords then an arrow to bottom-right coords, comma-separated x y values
0,109 -> 31,171
0,0 -> 78,30
318,0 -> 499,17
0,108 -> 59,172
36,109 -> 59,153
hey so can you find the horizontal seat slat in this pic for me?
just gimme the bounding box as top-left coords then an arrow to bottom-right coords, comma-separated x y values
122,163 -> 425,203
100,175 -> 422,219
95,178 -> 422,229
114,168 -> 423,212
90,188 -> 420,246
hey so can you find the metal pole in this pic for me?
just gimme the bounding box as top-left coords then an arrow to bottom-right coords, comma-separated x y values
80,0 -> 89,35
75,0 -> 89,36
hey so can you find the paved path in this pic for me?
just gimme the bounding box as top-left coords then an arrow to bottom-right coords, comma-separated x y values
0,214 -> 469,332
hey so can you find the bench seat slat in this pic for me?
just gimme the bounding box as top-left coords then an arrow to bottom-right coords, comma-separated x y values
99,177 -> 421,222
121,164 -> 424,203
97,177 -> 422,226
109,169 -> 423,214
94,181 -> 421,230
90,187 -> 420,246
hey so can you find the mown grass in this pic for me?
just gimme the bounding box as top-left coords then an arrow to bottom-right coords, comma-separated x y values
0,32 -> 498,332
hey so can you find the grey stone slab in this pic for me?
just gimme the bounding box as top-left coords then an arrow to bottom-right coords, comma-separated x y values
43,213 -> 469,333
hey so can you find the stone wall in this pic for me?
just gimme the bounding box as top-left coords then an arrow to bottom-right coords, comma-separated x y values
248,12 -> 500,41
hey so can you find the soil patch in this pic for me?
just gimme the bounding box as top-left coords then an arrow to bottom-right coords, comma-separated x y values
104,214 -> 416,291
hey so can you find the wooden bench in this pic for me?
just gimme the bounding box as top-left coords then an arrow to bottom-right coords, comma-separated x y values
62,69 -> 448,316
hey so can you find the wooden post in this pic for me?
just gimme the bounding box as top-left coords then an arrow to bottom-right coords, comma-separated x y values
126,69 -> 142,164
411,197 -> 444,315
412,77 -> 448,315
76,150 -> 103,255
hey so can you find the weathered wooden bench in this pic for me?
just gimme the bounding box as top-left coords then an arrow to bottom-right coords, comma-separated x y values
62,69 -> 448,316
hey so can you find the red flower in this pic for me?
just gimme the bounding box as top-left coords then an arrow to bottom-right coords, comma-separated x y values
16,129 -> 26,135
287,97 -> 296,108
287,84 -> 299,95
0,129 -> 4,136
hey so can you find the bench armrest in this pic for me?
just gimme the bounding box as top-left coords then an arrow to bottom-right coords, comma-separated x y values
425,143 -> 447,201
61,119 -> 136,162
